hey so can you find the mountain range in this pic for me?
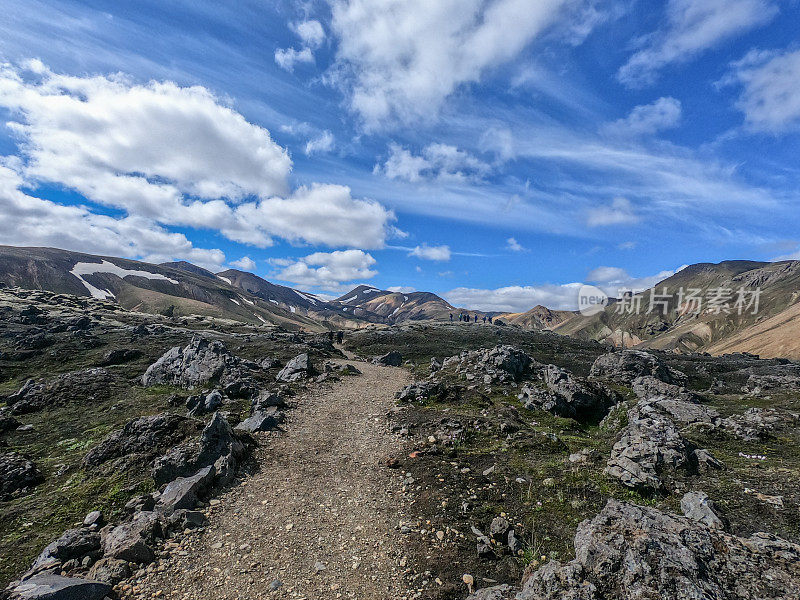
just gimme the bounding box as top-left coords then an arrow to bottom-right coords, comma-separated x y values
1,246 -> 799,358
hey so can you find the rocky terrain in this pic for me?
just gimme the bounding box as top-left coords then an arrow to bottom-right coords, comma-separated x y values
2,284 -> 800,599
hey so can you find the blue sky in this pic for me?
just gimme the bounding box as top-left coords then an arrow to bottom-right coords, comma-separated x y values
0,0 -> 799,311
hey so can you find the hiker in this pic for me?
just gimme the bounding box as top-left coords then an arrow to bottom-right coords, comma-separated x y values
483,316 -> 486,323
336,331 -> 344,344
474,314 -> 478,323
328,331 -> 334,343
450,313 -> 453,321
488,316 -> 493,324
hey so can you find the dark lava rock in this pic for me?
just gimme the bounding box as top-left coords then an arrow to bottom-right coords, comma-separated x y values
0,451 -> 44,500
518,499 -> 800,599
29,528 -> 101,575
99,348 -> 142,366
7,573 -> 112,600
141,337 -> 239,388
276,353 -> 314,382
373,351 -> 403,367
590,350 -> 686,386
82,413 -> 200,470
519,364 -> 620,422
5,369 -> 112,415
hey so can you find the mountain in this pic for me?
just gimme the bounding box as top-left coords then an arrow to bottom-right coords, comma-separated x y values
560,260 -> 800,358
335,286 -> 463,322
498,305 -> 580,330
0,246 -> 329,331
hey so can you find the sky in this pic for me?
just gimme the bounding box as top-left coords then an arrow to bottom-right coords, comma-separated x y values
0,0 -> 799,312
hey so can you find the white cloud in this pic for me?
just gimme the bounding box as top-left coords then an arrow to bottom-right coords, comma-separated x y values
379,143 -> 491,183
409,244 -> 451,261
305,130 -> 335,155
618,0 -> 778,87
329,0 -> 573,128
274,47 -> 314,71
617,241 -> 637,250
387,285 -> 416,293
271,249 -> 378,291
292,20 -> 326,48
725,49 -> 800,133
586,197 -> 639,227
505,237 -> 527,252
230,256 -> 257,271
445,265 -> 685,312
0,161 -> 227,270
604,97 -> 682,136
0,62 -> 395,250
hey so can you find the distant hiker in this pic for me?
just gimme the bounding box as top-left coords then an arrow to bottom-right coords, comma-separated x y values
483,316 -> 486,323
488,316 -> 493,324
474,314 -> 478,323
336,331 -> 344,344
328,331 -> 334,343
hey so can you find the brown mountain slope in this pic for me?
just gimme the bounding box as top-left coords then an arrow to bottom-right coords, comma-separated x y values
498,305 -> 580,330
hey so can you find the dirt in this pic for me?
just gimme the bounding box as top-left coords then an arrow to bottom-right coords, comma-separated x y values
120,358 -> 418,600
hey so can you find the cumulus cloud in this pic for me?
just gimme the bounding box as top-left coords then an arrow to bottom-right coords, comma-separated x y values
274,47 -> 314,71
305,130 -> 335,155
618,0 -> 778,87
724,49 -> 800,133
586,197 -> 639,227
505,237 -> 527,252
271,249 -> 378,291
445,265 -> 685,312
409,244 -> 451,261
0,61 -> 394,251
0,161 -> 227,270
329,0 -> 573,128
230,256 -> 257,271
292,20 -> 325,47
604,97 -> 682,136
378,143 -> 491,183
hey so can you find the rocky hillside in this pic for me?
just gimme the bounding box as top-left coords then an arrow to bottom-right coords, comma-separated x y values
559,260 -> 800,359
335,285 -> 485,323
497,305 -> 579,330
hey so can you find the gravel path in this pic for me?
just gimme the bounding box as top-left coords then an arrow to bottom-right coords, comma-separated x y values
121,359 -> 414,600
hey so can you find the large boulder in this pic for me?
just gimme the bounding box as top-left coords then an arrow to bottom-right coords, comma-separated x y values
156,465 -> 215,512
373,351 -> 403,367
0,451 -> 44,500
519,365 -> 620,422
604,401 -> 720,492
443,345 -> 535,384
518,499 -> 800,599
151,413 -> 246,487
681,491 -> 726,530
235,406 -> 284,433
590,350 -> 686,386
719,407 -> 800,441
8,574 -> 111,600
5,369 -> 112,415
29,528 -> 100,576
141,337 -> 239,388
82,413 -> 199,470
185,389 -> 225,417
276,353 -> 314,382
632,375 -> 703,403
101,511 -> 160,564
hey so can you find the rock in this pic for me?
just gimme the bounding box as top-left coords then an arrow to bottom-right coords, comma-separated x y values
8,574 -> 112,600
693,448 -> 724,473
634,396 -> 720,427
466,585 -> 515,600
471,526 -> 494,557
0,451 -> 44,500
235,406 -> 284,433
743,373 -> 800,394
276,353 -> 314,382
681,491 -> 725,530
590,350 -> 686,386
83,413 -> 199,470
0,414 -> 21,434
396,380 -> 448,403
186,389 -> 225,417
142,337 -> 239,388
157,465 -> 216,511
82,511 -> 103,528
99,348 -> 142,366
719,407 -> 800,441
520,365 -> 620,422
518,499 -> 800,600
373,351 -> 403,367
29,528 -> 101,575
5,369 -> 112,415
85,557 -> 132,585
632,375 -> 703,403
324,362 -> 362,376
251,391 -> 286,411
101,511 -> 160,564
152,413 -> 246,486
605,401 -> 700,493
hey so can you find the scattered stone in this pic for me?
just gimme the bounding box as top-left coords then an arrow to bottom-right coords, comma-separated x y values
276,353 -> 314,382
373,351 -> 403,367
0,451 -> 44,500
590,350 -> 686,386
8,573 -> 112,600
681,491 -> 725,530
142,337 -> 240,388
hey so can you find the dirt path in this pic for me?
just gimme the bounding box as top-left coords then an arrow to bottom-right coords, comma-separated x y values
122,359 -> 414,600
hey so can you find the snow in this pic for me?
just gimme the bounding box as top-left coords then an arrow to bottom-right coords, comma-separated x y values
230,298 -> 241,306
294,289 -> 318,305
341,295 -> 358,304
269,299 -> 278,304
290,306 -> 296,313
404,295 -> 408,301
70,260 -> 178,300
217,275 -> 232,285
256,314 -> 268,324
240,296 -> 254,306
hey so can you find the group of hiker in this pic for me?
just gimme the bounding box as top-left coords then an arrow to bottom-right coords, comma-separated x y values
327,331 -> 344,344
450,312 -> 492,324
